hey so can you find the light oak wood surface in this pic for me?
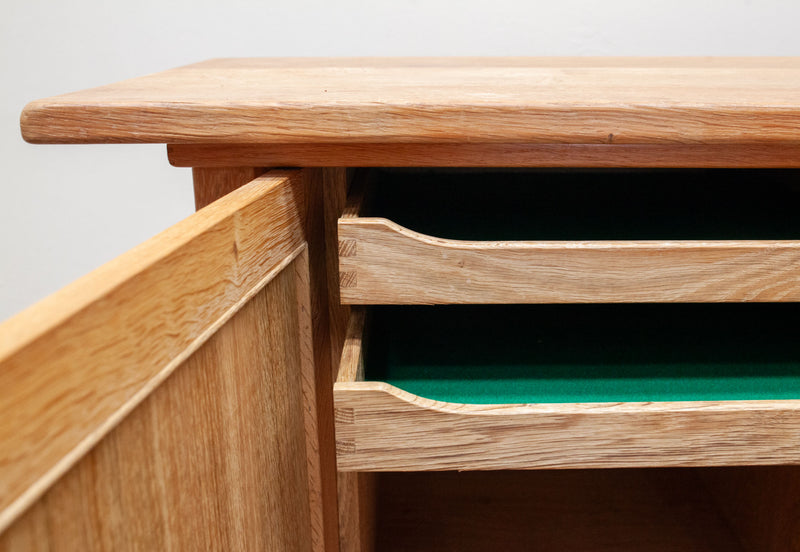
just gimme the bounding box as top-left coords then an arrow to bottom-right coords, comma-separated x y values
337,307 -> 366,386
191,164 -> 344,550
337,471 -> 375,552
303,168 -> 352,552
314,168 -> 352,377
0,171 -> 306,533
339,217 -> 800,304
335,380 -> 800,471
334,309 -> 374,551
304,170 -> 377,552
169,143 -> 800,168
16,56 -> 800,550
191,167 -> 338,550
0,260 -> 315,551
192,166 -> 265,209
20,58 -> 800,146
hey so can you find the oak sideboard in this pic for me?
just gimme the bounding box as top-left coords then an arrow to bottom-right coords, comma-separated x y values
3,58 -> 800,551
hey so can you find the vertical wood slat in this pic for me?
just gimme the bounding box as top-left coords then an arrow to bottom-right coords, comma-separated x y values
299,167 -> 373,552
314,169 -> 377,552
302,168 -> 341,552
192,166 -> 339,550
321,168 -> 352,380
0,260 -> 315,551
191,166 -> 352,551
303,168 -> 354,552
337,472 -> 376,552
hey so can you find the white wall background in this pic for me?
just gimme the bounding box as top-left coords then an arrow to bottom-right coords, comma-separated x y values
2,0 -> 800,321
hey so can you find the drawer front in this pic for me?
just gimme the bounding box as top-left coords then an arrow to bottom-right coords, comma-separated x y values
339,218 -> 800,304
335,386 -> 800,471
334,306 -> 800,472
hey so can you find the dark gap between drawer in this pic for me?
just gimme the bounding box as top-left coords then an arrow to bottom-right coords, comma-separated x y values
374,469 -> 748,552
363,304 -> 800,404
363,168 -> 800,240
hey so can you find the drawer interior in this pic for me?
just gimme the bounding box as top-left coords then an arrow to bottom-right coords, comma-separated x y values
359,168 -> 800,240
362,303 -> 800,404
371,467 -> 800,552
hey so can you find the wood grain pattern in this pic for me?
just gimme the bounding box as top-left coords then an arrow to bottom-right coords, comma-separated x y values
336,307 -> 366,386
375,470 -> 743,551
339,218 -> 800,304
20,58 -> 800,146
300,167 -> 340,552
294,248 -> 328,552
305,169 -> 376,552
334,380 -> 800,471
0,261 -> 315,551
194,168 -> 336,550
337,472 -> 375,552
0,171 -> 305,532
169,143 -> 800,168
303,168 -> 354,552
320,169 -> 352,375
192,166 -> 265,209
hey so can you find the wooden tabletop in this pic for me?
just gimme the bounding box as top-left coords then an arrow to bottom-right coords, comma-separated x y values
20,57 -> 800,146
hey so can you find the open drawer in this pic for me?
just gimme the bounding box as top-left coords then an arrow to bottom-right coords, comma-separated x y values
338,168 -> 800,304
334,303 -> 800,471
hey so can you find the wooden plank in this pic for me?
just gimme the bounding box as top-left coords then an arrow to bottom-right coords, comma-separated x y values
294,248 -> 328,552
304,169 -> 376,552
20,58 -> 800,146
334,381 -> 800,470
192,166 -> 334,550
320,168 -> 352,375
192,167 -> 345,550
334,307 -> 375,552
192,166 -> 265,209
336,308 -> 366,386
337,472 -> 375,552
375,470 -> 743,551
306,168 -> 354,380
303,168 -> 353,552
339,218 -> 800,304
0,262 -> 315,551
0,171 -> 306,532
169,143 -> 800,168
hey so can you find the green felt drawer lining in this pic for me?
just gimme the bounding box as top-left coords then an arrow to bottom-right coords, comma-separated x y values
363,304 -> 800,404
